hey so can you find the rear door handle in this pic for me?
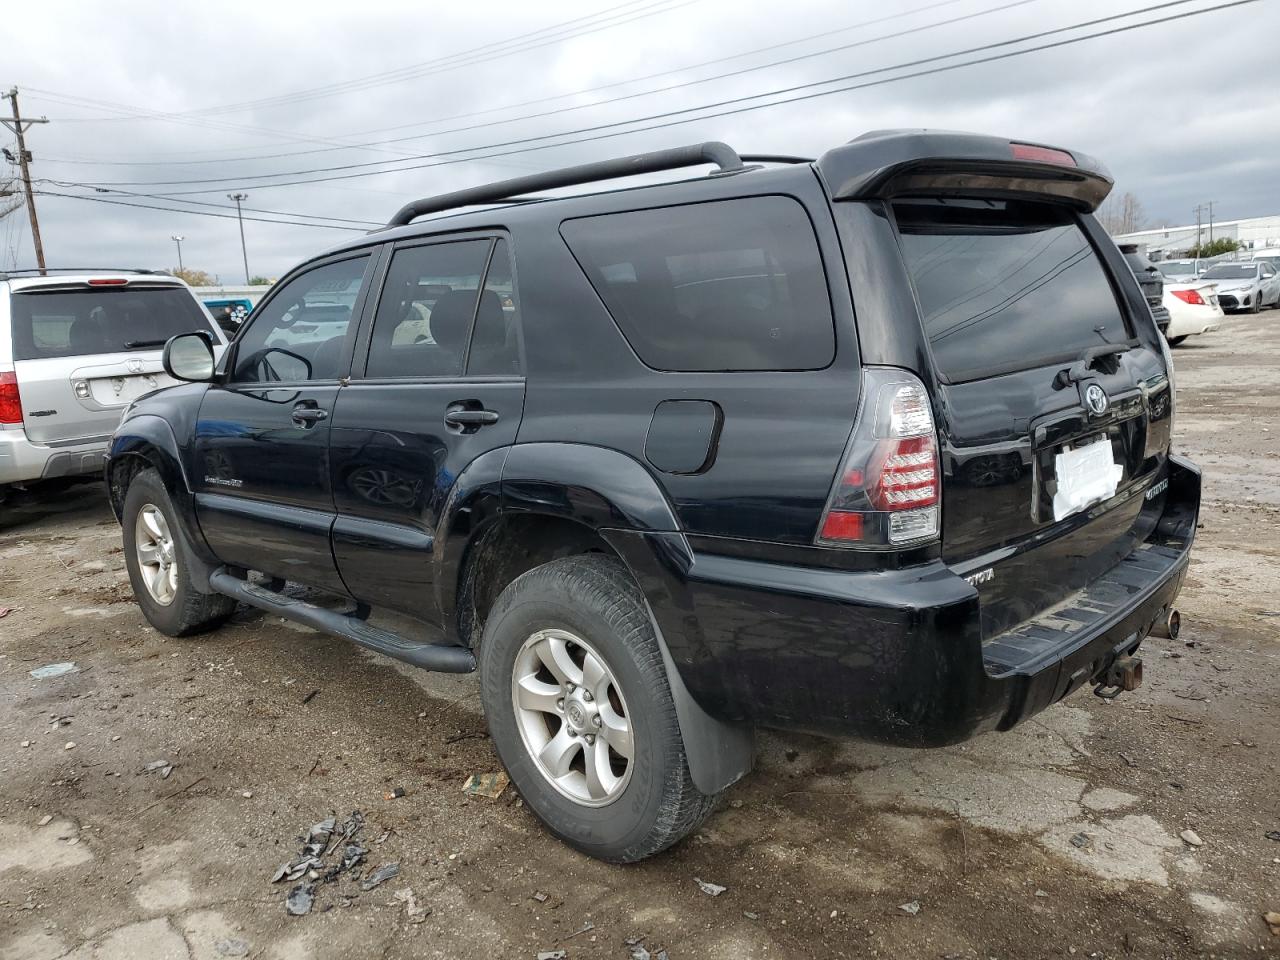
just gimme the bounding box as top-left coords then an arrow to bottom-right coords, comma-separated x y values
291,404 -> 328,426
444,405 -> 500,428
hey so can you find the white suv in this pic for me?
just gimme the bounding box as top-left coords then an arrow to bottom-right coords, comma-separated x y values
1,269 -> 227,496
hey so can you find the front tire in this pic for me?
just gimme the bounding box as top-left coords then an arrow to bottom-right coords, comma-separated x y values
1167,335 -> 1188,346
478,555 -> 718,862
122,468 -> 235,637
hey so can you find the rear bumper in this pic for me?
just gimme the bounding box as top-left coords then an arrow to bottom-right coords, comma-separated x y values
0,430 -> 108,485
610,456 -> 1200,746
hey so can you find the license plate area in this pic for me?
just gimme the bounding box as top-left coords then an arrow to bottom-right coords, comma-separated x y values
1049,436 -> 1123,521
87,372 -> 172,407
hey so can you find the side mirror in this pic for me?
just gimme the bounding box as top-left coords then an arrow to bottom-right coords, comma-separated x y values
163,332 -> 216,382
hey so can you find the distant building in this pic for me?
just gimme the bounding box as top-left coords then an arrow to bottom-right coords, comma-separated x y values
1114,215 -> 1280,259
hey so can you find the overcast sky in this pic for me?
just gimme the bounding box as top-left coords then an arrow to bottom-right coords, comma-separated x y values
2,0 -> 1276,282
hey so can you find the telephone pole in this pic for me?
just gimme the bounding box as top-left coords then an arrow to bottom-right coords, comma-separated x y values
1,87 -> 48,274
1206,200 -> 1216,248
227,192 -> 250,284
170,234 -> 185,272
1193,204 -> 1203,251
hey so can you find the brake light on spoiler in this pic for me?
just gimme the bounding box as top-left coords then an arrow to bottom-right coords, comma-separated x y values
817,368 -> 940,548
87,278 -> 130,286
1010,142 -> 1076,166
1170,288 -> 1205,305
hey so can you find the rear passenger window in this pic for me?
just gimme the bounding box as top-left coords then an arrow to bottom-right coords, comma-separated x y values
561,197 -> 835,372
365,240 -> 491,379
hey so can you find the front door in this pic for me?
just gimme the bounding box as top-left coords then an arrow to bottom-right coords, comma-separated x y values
191,253 -> 374,592
329,236 -> 524,618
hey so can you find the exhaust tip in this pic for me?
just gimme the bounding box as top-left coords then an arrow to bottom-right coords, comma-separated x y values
1150,607 -> 1182,640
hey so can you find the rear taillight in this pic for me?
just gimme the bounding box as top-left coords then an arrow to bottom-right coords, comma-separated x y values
0,371 -> 22,425
1170,288 -> 1205,305
87,278 -> 129,286
817,368 -> 941,548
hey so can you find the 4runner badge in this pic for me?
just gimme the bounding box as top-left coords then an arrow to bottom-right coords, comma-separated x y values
1085,383 -> 1109,416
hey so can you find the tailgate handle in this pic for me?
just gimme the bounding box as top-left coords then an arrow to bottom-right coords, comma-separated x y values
1054,342 -> 1134,388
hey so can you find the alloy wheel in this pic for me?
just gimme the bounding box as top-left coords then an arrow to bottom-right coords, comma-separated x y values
134,504 -> 178,606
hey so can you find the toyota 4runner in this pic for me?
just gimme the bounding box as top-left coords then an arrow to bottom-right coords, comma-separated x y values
106,131 -> 1200,863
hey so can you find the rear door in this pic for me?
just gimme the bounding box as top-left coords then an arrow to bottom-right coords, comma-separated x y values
329,235 -> 524,617
7,280 -> 222,443
892,197 -> 1173,639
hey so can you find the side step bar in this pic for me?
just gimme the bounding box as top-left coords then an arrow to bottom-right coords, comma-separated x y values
208,569 -> 476,674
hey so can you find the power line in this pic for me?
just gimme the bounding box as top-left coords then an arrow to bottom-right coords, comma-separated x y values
36,0 -> 976,166
64,0 -> 1251,196
32,190 -> 369,231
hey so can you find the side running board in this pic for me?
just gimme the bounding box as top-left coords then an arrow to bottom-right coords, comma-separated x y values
208,569 -> 476,674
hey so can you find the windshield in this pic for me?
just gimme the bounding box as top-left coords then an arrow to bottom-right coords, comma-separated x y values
1159,262 -> 1194,276
11,285 -> 217,360
1202,264 -> 1257,280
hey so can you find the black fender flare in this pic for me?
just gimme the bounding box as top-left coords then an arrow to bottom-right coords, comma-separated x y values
495,442 -> 755,794
106,416 -> 220,591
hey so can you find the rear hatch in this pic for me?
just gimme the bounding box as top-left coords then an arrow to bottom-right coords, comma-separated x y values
891,196 -> 1173,645
7,279 -> 221,443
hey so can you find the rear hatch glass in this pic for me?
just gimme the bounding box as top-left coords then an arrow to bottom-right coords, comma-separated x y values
9,284 -> 217,443
892,198 -> 1171,643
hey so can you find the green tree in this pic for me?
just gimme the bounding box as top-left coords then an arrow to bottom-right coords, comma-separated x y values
1186,237 -> 1242,258
171,267 -> 214,286
248,275 -> 273,286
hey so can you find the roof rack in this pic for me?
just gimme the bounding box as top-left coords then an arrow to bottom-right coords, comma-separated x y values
386,141 -> 748,227
739,154 -> 815,164
0,267 -> 169,281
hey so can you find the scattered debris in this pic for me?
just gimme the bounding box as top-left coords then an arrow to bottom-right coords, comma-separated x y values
384,786 -> 406,800
241,791 -> 253,799
1069,832 -> 1091,849
1265,912 -> 1280,937
285,883 -> 314,916
63,741 -> 76,751
899,900 -> 921,916
215,938 -> 250,957
1265,831 -> 1280,842
531,891 -> 549,903
1118,753 -> 1138,768
0,606 -> 14,619
391,887 -> 429,923
361,862 -> 400,891
20,740 -> 30,748
30,662 -> 77,679
302,689 -> 320,704
1034,889 -> 1049,898
144,760 -> 175,779
37,815 -> 53,826
695,878 -> 727,897
1180,829 -> 1204,848
743,911 -> 759,920
536,952 -> 566,960
462,772 -> 510,799
629,942 -> 651,960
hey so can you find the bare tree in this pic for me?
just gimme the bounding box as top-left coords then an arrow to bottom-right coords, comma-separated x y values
1097,191 -> 1147,235
0,173 -> 22,221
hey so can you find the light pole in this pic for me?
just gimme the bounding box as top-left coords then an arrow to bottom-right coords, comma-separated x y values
170,234 -> 185,272
227,192 -> 250,283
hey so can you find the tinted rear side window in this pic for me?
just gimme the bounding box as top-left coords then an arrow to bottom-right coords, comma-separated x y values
561,196 -> 834,371
893,199 -> 1130,383
10,286 -> 215,360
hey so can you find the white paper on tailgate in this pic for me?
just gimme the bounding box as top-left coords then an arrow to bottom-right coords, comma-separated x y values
1052,437 -> 1123,522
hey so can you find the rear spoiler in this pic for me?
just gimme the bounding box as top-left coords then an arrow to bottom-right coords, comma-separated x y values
817,129 -> 1113,212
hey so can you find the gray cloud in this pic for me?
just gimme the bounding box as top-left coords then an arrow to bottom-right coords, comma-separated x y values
4,0 -> 1276,280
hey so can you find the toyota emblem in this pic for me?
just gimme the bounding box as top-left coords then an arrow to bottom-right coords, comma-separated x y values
1085,383 -> 1109,416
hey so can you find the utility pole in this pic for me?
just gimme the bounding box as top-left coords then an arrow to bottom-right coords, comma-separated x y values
1193,204 -> 1203,252
1206,200 -> 1216,248
170,234 -> 185,272
1,87 -> 48,274
227,192 -> 249,284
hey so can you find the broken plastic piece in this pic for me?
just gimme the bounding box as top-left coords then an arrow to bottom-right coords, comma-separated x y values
361,862 -> 401,891
461,772 -> 509,799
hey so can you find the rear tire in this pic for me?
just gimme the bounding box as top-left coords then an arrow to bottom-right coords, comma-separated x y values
122,468 -> 235,637
478,554 -> 719,862
1167,335 -> 1188,346
1252,293 -> 1262,314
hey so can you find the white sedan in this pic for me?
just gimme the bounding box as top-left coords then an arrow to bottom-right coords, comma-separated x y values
1163,280 -> 1224,346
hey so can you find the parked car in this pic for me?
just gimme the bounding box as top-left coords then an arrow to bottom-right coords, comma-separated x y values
1157,259 -> 1204,282
0,269 -> 226,499
202,297 -> 253,337
1251,249 -> 1280,270
106,132 -> 1199,862
1200,261 -> 1280,312
1163,280 -> 1224,345
1118,244 -> 1172,336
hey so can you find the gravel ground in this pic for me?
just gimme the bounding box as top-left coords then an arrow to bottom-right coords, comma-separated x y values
1,313 -> 1278,960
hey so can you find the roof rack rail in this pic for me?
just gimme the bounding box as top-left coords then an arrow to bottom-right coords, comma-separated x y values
386,141 -> 747,227
739,154 -> 815,164
0,267 -> 169,281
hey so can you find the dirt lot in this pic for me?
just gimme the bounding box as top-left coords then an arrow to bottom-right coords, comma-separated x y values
2,315 -> 1278,960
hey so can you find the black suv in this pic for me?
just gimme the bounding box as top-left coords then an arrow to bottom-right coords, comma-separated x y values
106,131 -> 1199,863
1118,243 -> 1173,338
